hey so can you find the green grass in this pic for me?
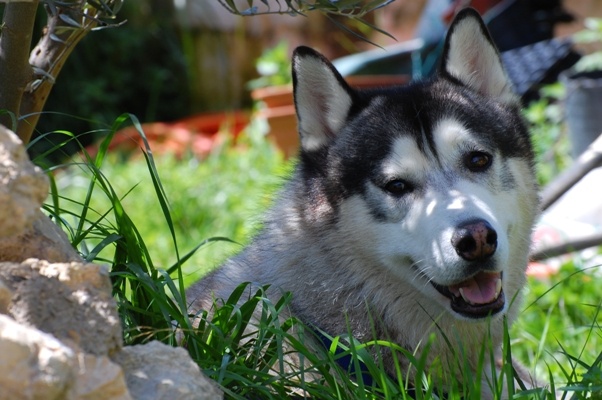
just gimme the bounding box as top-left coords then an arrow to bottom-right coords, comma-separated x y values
512,262 -> 602,398
35,113 -> 602,398
41,115 -> 286,286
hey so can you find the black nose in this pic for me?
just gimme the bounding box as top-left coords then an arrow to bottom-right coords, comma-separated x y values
451,220 -> 497,261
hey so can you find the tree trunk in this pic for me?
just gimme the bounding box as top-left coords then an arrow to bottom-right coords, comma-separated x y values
0,1 -> 39,134
0,1 -> 117,145
18,6 -> 100,145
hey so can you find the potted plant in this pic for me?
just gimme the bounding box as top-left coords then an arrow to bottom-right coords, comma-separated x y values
560,17 -> 602,158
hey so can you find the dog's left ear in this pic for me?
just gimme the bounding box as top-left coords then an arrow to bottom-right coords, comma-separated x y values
292,46 -> 354,152
441,8 -> 518,105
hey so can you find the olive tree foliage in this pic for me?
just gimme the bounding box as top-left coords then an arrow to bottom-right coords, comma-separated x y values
0,0 -> 123,145
218,0 -> 394,40
218,0 -> 393,17
0,0 -> 392,145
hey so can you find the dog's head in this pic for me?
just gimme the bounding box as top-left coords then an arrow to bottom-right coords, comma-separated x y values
291,8 -> 538,321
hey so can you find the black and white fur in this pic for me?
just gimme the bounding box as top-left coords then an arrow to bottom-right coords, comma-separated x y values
188,8 -> 539,397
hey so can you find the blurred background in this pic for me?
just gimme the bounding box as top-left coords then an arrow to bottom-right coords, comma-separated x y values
29,0 -> 602,161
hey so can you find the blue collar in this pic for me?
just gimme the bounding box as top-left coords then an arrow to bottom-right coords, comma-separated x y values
312,327 -> 375,386
311,326 -> 447,399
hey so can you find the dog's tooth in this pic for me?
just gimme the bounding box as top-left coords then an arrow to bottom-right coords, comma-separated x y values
459,288 -> 474,305
495,278 -> 502,298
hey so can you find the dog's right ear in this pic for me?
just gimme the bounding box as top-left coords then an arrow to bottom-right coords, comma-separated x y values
292,46 -> 354,152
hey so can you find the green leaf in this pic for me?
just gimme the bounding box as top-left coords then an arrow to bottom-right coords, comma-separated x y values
58,13 -> 82,28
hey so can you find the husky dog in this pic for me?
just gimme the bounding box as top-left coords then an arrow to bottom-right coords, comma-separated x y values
188,8 -> 539,397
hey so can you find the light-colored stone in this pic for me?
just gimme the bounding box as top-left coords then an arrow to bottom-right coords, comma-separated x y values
113,341 -> 223,400
0,124 -> 81,263
0,314 -> 133,400
74,353 -> 132,400
0,209 -> 83,263
0,260 -> 122,356
0,125 -> 49,239
36,258 -> 112,293
0,314 -> 76,400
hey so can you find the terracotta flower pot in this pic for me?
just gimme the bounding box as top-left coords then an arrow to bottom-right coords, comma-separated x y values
251,75 -> 409,158
88,111 -> 249,158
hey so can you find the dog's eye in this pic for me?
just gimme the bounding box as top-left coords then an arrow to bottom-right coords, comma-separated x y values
465,151 -> 492,172
383,179 -> 412,196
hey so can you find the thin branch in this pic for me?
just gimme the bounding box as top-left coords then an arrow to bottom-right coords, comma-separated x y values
0,1 -> 39,134
216,0 -> 393,19
540,132 -> 602,211
532,133 -> 602,260
530,232 -> 602,261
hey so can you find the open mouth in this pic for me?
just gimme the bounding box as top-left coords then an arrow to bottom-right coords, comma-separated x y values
431,271 -> 505,319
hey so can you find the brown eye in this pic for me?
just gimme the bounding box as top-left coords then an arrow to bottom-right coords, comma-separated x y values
465,151 -> 492,172
384,179 -> 412,196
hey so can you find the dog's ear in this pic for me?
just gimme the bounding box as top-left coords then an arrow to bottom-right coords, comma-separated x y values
292,46 -> 354,152
440,8 -> 518,105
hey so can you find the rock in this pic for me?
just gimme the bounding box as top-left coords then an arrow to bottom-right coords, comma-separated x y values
0,260 -> 122,356
37,259 -> 112,293
0,260 -> 130,399
0,314 -> 132,400
0,314 -> 75,400
0,125 -> 82,263
112,341 -> 223,400
0,260 -> 223,399
0,210 -> 83,263
0,125 -> 49,239
74,353 -> 132,400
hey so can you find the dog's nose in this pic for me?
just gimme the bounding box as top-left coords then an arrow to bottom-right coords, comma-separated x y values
451,220 -> 497,261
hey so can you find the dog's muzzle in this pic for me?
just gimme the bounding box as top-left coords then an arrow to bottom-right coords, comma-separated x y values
433,219 -> 505,318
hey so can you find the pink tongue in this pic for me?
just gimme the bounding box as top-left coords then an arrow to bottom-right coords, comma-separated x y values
449,271 -> 501,304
